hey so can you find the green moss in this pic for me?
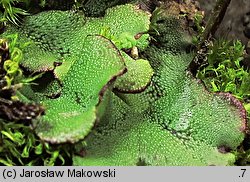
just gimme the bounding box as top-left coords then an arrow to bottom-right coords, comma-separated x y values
4,4 -> 150,72
196,39 -> 250,165
114,52 -> 153,93
34,35 -> 125,143
0,0 -> 29,25
0,120 -> 73,166
0,2 -> 247,166
197,39 -> 250,101
73,8 -> 246,166
2,4 -> 151,143
82,0 -> 135,17
0,35 -> 71,166
74,47 -> 245,165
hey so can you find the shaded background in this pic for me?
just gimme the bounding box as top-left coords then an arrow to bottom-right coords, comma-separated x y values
198,0 -> 250,46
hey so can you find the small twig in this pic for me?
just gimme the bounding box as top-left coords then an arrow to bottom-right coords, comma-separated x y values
188,0 -> 231,75
198,0 -> 231,50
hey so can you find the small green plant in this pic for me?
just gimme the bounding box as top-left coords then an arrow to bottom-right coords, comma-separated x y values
194,12 -> 205,34
197,39 -> 250,101
0,0 -> 29,25
0,34 -> 72,166
0,120 -> 71,166
39,0 -> 46,8
2,34 -> 26,88
1,34 -> 42,91
192,12 -> 205,45
196,39 -> 250,165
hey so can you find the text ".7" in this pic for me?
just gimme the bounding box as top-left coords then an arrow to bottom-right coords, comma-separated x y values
239,169 -> 246,178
